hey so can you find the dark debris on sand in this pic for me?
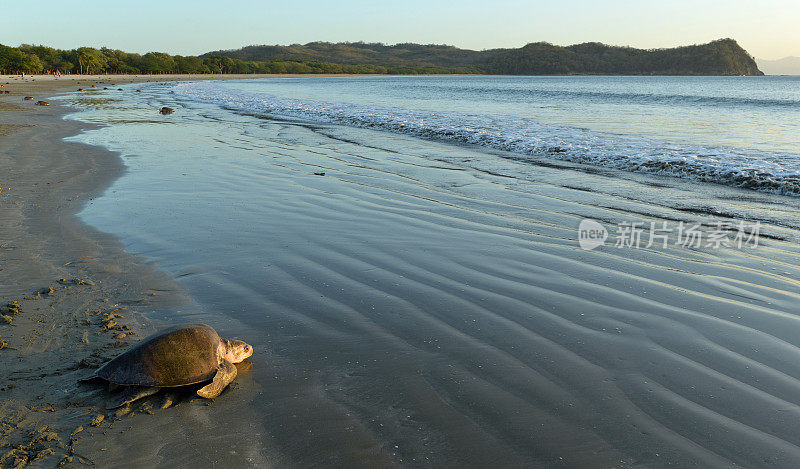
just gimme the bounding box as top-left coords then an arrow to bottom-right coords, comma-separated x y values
0,276 -> 157,468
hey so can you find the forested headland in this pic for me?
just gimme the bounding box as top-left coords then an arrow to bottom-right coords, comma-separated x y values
0,39 -> 763,76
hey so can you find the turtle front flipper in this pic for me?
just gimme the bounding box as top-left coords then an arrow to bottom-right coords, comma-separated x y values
197,360 -> 237,399
108,386 -> 160,409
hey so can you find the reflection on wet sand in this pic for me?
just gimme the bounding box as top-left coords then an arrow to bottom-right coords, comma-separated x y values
64,83 -> 800,467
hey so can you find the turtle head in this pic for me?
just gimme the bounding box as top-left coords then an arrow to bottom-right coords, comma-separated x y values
221,338 -> 253,363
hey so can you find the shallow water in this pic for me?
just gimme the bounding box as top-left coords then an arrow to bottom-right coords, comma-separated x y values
177,76 -> 800,196
61,79 -> 800,467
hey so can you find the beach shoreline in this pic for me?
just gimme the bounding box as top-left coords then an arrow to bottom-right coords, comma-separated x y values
0,75 -> 212,467
4,74 -> 800,467
0,73 -> 401,468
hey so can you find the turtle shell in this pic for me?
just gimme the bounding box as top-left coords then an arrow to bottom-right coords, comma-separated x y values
96,324 -> 221,387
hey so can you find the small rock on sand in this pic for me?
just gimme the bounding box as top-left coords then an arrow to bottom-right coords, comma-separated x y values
5,301 -> 21,315
31,448 -> 56,463
90,414 -> 105,427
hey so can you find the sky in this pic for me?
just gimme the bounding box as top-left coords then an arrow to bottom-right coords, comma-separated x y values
1,0 -> 798,60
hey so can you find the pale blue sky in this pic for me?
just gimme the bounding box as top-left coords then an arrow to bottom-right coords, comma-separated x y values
1,0 -> 797,59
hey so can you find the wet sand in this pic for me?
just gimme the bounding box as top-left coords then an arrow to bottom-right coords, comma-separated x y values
0,75 -> 274,467
4,74 -> 800,468
60,78 -> 800,468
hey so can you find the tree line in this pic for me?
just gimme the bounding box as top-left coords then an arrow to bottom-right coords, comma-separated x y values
0,39 -> 763,76
0,44 -> 479,75
211,38 -> 764,76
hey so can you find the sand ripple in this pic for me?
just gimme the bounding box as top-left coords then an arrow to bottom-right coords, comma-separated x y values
64,86 -> 800,467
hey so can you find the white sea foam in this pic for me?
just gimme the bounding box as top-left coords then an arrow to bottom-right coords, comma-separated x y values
174,81 -> 800,196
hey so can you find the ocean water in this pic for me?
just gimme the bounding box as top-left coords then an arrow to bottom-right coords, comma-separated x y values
59,77 -> 800,467
175,76 -> 800,196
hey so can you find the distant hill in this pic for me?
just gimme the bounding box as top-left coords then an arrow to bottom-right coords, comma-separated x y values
757,57 -> 800,75
206,38 -> 764,76
0,38 -> 763,76
205,42 -> 490,68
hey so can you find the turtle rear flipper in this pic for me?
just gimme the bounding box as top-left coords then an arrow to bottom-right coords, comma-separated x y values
197,360 -> 237,399
108,386 -> 160,409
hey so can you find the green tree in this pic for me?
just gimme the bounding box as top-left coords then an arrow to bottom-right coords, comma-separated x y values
75,47 -> 108,74
21,53 -> 43,73
141,52 -> 177,74
175,56 -> 209,74
25,45 -> 59,71
203,55 -> 236,74
0,45 -> 27,73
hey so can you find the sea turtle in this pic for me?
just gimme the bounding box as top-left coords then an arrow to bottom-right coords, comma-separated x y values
80,324 -> 253,408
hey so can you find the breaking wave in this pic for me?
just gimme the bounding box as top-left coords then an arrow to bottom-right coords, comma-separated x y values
175,81 -> 800,196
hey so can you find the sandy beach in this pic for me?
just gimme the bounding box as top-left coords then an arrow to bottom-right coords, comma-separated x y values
0,74 -> 278,467
3,74 -> 800,468
5,0 -> 800,464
